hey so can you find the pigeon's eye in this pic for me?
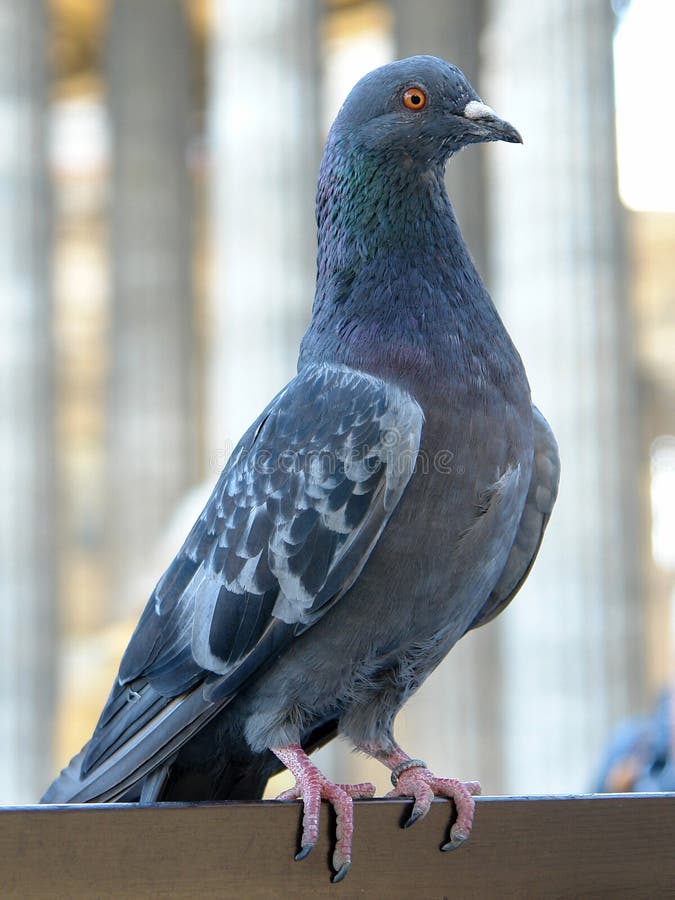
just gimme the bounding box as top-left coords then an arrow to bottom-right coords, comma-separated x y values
402,87 -> 427,110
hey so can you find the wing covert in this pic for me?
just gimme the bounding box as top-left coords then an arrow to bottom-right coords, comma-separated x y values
79,363 -> 423,786
469,405 -> 559,630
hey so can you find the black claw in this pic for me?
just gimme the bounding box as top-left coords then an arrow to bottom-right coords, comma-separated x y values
332,861 -> 351,883
295,845 -> 313,861
441,838 -> 466,852
403,809 -> 422,829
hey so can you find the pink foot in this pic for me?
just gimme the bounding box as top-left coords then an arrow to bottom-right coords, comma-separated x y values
386,762 -> 481,848
271,744 -> 375,882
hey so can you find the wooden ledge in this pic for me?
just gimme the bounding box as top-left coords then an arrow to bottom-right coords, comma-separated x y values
2,795 -> 674,898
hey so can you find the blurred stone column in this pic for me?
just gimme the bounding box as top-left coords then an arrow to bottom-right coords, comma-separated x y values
388,0 -> 507,794
483,0 -> 642,792
0,0 -> 55,802
207,0 -> 320,459
106,0 -> 196,616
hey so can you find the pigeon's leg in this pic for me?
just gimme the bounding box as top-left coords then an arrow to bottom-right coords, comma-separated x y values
361,742 -> 481,849
271,743 -> 375,882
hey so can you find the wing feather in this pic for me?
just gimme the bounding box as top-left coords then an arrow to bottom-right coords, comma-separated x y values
469,405 -> 560,630
46,363 -> 422,802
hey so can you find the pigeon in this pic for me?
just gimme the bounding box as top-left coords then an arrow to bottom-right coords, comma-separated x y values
592,690 -> 675,793
43,55 -> 560,882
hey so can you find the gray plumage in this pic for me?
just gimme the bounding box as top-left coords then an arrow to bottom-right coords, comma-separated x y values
43,55 -> 559,809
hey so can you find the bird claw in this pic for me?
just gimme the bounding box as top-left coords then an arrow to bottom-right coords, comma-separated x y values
386,766 -> 481,846
403,807 -> 424,829
275,778 -> 360,877
332,861 -> 351,883
272,744 -> 375,881
440,831 -> 469,851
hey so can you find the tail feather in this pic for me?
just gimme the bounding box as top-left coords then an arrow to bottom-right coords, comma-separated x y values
41,687 -> 221,803
40,748 -> 90,804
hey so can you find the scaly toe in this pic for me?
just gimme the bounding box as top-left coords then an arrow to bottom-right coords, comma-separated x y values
274,785 -> 301,802
337,781 -> 376,799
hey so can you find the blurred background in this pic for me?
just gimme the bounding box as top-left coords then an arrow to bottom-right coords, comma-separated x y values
1,0 -> 673,805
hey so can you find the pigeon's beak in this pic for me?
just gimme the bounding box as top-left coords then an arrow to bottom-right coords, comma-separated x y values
461,100 -> 523,144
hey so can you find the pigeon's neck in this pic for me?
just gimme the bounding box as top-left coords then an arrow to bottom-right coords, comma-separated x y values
299,136 -> 520,390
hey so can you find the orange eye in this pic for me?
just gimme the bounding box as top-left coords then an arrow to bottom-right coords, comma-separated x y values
402,87 -> 427,110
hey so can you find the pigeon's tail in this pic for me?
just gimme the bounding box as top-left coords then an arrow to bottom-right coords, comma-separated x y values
40,747 -> 93,804
40,684 -> 225,804
41,698 -> 340,804
41,743 -> 153,804
40,742 -> 269,805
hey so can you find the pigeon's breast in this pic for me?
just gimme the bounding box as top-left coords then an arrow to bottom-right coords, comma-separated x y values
356,373 -> 534,638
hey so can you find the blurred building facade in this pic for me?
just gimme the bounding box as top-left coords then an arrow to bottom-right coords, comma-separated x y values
0,0 -> 55,805
0,0 -> 672,803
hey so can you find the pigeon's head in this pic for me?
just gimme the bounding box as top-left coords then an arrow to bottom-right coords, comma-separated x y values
331,55 -> 521,168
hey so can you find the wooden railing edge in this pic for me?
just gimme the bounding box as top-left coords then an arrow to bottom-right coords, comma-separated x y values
2,794 -> 674,898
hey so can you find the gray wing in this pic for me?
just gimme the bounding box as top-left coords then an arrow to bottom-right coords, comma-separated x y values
43,363 -> 423,802
468,405 -> 559,631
